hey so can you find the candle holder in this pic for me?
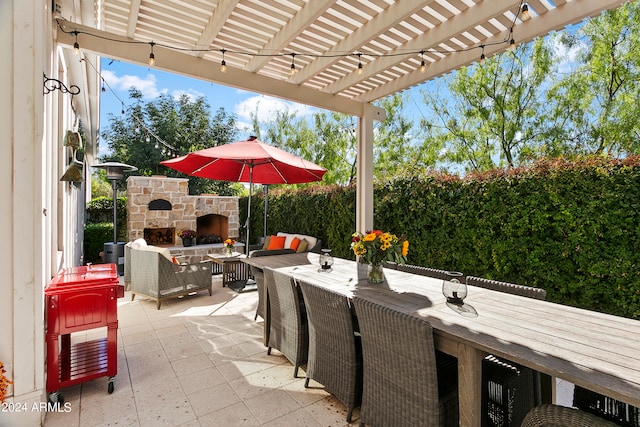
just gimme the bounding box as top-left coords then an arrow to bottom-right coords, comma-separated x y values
442,271 -> 466,305
319,249 -> 333,272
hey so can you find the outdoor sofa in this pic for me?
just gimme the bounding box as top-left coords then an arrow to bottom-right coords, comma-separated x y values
249,232 -> 321,333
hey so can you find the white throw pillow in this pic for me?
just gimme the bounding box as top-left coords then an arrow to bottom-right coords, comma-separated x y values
130,238 -> 148,249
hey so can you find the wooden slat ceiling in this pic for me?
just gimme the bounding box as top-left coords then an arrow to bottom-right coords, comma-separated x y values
60,0 -> 626,114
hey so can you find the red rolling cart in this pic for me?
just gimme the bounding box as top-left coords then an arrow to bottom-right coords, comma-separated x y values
45,263 -> 124,403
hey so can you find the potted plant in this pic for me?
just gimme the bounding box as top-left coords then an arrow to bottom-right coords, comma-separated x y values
178,229 -> 196,247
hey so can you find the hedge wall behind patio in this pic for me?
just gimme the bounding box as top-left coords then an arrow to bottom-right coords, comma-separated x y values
242,156 -> 640,319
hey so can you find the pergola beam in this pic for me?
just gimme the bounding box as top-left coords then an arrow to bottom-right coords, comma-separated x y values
244,0 -> 334,73
193,0 -> 239,58
55,20 -> 384,119
358,0 -> 627,102
290,0 -> 435,86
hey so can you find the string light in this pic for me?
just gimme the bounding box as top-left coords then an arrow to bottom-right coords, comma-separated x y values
58,1 -> 524,81
148,42 -> 155,65
73,30 -> 80,55
101,78 -> 106,92
59,24 -> 520,76
521,3 -> 531,21
220,48 -> 227,73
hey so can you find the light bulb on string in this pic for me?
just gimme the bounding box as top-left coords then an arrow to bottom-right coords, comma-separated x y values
290,53 -> 296,75
480,45 -> 485,64
508,29 -> 516,50
220,49 -> 227,73
357,53 -> 363,75
521,3 -> 531,21
148,42 -> 156,65
420,50 -> 426,72
73,31 -> 80,55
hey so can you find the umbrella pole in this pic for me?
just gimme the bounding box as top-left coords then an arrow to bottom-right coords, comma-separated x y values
263,185 -> 268,239
246,167 -> 253,257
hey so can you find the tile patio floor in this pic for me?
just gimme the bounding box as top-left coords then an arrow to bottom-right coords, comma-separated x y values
44,275 -> 357,427
44,275 -> 574,427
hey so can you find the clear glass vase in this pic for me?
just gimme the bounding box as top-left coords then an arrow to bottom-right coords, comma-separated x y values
226,247 -> 233,256
367,263 -> 385,283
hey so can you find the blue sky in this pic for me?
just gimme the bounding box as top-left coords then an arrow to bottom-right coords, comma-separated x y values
101,60 -> 337,143
98,30 -> 579,159
98,58 -> 436,157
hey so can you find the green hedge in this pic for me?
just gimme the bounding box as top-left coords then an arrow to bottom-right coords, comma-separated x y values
86,196 -> 127,226
241,157 -> 640,319
84,222 -> 114,264
84,196 -> 127,264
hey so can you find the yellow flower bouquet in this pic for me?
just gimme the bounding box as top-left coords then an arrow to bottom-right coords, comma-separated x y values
351,230 -> 409,283
224,238 -> 235,255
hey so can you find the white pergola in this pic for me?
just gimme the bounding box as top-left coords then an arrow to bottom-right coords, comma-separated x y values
0,1 -> 629,423
56,0 -> 625,233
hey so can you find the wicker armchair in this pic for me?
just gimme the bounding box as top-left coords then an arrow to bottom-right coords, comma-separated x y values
264,268 -> 309,378
466,276 -> 546,427
249,249 -> 276,323
396,263 -> 463,281
298,280 -> 362,423
129,246 -> 212,309
352,296 -> 458,427
521,404 -> 620,427
573,385 -> 640,427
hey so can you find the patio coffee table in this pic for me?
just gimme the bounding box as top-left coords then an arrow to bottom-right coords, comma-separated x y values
207,253 -> 254,293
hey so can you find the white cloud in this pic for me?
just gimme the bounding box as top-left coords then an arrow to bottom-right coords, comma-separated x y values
234,95 -> 316,123
101,70 -> 167,98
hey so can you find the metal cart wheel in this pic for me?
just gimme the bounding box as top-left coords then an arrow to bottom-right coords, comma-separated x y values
48,391 -> 65,404
108,378 -> 115,394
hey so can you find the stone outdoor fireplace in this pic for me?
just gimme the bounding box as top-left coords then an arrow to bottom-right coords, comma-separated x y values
126,176 -> 240,247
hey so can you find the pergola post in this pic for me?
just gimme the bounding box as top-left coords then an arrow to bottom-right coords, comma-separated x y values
356,104 -> 386,233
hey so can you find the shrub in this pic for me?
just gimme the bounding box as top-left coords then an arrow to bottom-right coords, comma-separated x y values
84,222 -> 114,264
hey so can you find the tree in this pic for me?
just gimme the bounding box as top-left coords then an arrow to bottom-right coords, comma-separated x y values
100,88 -> 239,195
258,93 -> 420,185
420,38 -> 554,172
91,169 -> 114,198
417,3 -> 640,173
373,93 -> 424,177
548,1 -> 640,156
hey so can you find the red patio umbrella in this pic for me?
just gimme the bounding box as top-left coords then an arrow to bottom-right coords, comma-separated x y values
160,136 -> 326,255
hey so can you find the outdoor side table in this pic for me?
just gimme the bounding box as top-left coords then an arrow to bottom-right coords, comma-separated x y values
207,253 -> 249,288
45,263 -> 124,403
